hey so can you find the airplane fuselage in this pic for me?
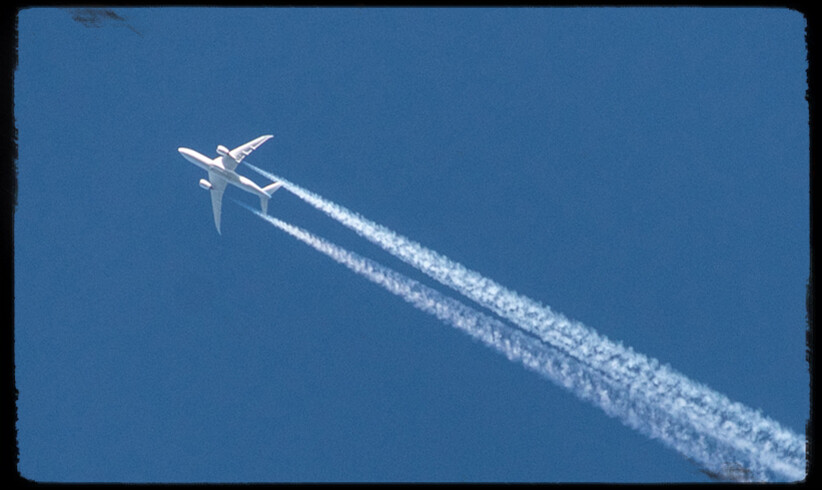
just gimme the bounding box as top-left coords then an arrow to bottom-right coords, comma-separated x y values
178,147 -> 268,198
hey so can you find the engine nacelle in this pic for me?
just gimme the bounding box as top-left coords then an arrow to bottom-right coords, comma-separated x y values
216,145 -> 232,158
199,179 -> 213,191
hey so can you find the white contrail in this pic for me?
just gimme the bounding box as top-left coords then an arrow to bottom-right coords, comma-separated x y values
245,165 -> 806,481
236,201 -> 769,480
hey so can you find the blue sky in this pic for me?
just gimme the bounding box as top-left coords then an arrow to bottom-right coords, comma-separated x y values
14,7 -> 808,482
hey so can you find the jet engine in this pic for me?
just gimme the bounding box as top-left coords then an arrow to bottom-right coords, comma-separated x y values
216,145 -> 232,158
199,179 -> 212,191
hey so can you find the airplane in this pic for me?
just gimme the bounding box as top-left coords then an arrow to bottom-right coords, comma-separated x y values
178,135 -> 282,234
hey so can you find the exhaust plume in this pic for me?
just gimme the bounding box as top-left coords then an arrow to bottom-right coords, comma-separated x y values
242,167 -> 805,480
238,201 -> 776,480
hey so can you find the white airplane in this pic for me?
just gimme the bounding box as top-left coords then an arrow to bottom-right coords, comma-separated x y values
178,135 -> 282,234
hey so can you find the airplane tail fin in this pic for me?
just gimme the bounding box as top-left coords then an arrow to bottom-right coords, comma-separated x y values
259,182 -> 282,216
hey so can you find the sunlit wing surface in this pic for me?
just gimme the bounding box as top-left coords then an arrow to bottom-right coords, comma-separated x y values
222,134 -> 273,171
208,171 -> 228,234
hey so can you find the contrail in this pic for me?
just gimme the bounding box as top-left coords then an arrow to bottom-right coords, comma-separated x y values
236,201 -> 770,480
245,164 -> 806,481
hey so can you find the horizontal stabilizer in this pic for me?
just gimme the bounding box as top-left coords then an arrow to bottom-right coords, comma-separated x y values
260,195 -> 269,216
262,182 -> 283,197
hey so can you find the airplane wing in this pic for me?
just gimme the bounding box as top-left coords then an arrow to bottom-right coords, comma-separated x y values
208,171 -> 228,234
224,135 -> 273,170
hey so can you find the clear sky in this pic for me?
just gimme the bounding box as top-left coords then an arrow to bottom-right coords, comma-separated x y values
14,7 -> 808,483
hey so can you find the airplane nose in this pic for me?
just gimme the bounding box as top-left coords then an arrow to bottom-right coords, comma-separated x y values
177,147 -> 196,163
178,147 -> 211,168
178,147 -> 197,160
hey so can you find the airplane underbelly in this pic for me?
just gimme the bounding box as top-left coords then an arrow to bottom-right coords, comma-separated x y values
235,175 -> 262,194
179,148 -> 214,170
